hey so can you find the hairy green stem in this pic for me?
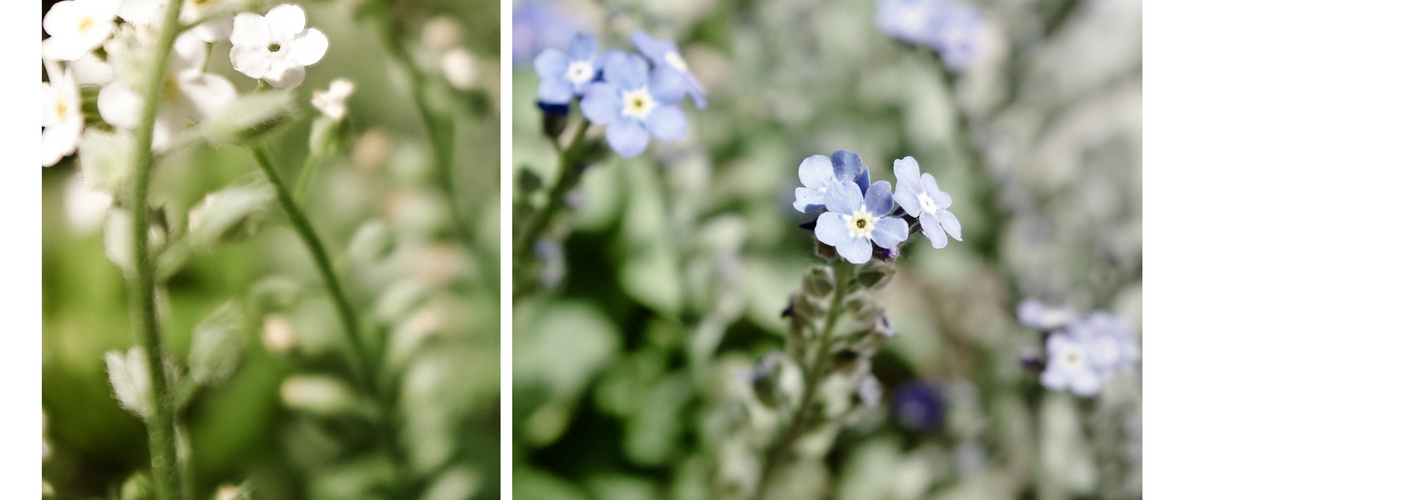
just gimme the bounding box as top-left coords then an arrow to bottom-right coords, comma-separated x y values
513,122 -> 590,266
755,260 -> 854,498
292,151 -> 324,205
123,0 -> 187,497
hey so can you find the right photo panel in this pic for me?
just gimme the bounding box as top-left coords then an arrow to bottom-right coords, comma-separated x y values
511,0 -> 1142,498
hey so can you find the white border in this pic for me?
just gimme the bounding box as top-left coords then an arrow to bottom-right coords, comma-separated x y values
5,0 -> 41,495
499,0 -> 514,496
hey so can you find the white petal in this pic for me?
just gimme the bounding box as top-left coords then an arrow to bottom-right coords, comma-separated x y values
264,4 -> 306,38
190,17 -> 234,43
42,124 -> 81,167
117,0 -> 161,26
264,64 -> 305,89
43,2 -> 84,38
230,45 -> 272,79
180,74 -> 236,119
42,83 -> 58,126
288,28 -> 328,66
97,82 -> 143,129
168,32 -> 207,76
229,13 -> 270,48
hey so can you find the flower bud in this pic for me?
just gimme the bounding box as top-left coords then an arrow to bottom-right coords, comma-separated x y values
794,292 -> 828,319
813,239 -> 838,260
189,302 -> 245,387
750,353 -> 783,409
871,315 -> 897,339
105,347 -> 152,419
120,473 -> 152,500
802,265 -> 836,297
442,48 -> 477,90
348,220 -> 397,262
538,101 -> 570,140
844,291 -> 884,325
280,376 -> 362,417
187,184 -> 276,249
856,260 -> 896,289
261,314 -> 296,353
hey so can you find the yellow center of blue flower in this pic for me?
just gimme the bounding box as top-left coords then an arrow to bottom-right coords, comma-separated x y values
843,206 -> 876,239
621,87 -> 656,120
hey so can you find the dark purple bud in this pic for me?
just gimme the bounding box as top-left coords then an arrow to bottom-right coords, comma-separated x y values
537,101 -> 569,139
892,381 -> 945,431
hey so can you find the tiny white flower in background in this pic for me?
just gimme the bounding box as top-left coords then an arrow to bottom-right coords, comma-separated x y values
311,78 -> 355,120
420,16 -> 461,53
69,52 -> 114,85
64,174 -> 113,235
180,0 -> 237,42
441,48 -> 476,90
117,0 -> 162,27
42,62 -> 84,167
98,33 -> 237,151
42,0 -> 121,61
229,4 -> 329,88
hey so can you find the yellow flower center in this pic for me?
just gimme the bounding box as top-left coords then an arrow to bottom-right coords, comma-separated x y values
843,206 -> 877,239
621,87 -> 656,120
77,16 -> 94,33
55,97 -> 70,123
162,75 -> 181,102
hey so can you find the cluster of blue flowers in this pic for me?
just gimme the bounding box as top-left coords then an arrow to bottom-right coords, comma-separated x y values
876,0 -> 984,70
533,31 -> 707,158
794,151 -> 962,264
1019,300 -> 1140,397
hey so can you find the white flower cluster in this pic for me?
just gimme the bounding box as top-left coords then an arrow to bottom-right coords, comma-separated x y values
40,0 -> 333,167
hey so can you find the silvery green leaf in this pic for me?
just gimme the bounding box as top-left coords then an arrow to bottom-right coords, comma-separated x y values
105,347 -> 152,419
78,129 -> 135,197
199,90 -> 296,144
103,209 -> 134,276
280,376 -> 364,417
187,183 -> 276,249
348,220 -> 396,262
189,302 -> 246,386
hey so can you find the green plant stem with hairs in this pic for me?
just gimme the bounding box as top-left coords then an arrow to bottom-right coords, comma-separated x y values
123,0 -> 188,497
755,260 -> 855,498
512,120 -> 591,272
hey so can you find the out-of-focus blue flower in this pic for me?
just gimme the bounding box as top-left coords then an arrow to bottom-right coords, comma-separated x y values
871,314 -> 896,339
512,2 -> 579,66
1068,311 -> 1140,374
1040,332 -> 1102,397
1016,299 -> 1077,331
630,30 -> 707,109
580,51 -> 688,158
814,180 -> 908,264
793,150 -> 870,213
892,381 -> 944,430
857,374 -> 883,408
891,156 -> 961,248
930,2 -> 982,71
533,33 -> 601,104
535,239 -> 565,289
877,0 -> 941,46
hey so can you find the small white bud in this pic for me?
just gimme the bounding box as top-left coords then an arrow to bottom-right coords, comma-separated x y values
105,347 -> 153,419
311,78 -> 355,121
260,314 -> 296,353
347,220 -> 396,262
441,48 -> 476,90
280,376 -> 360,416
420,16 -> 460,52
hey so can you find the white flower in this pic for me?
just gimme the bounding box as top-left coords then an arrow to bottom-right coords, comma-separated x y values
42,0 -> 121,61
117,0 -> 232,41
311,78 -> 355,120
69,52 -> 114,85
97,33 -> 236,151
441,48 -> 476,90
229,4 -> 328,88
65,174 -> 113,235
43,62 -> 84,167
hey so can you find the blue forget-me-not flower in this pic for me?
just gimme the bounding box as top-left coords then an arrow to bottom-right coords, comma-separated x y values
793,150 -> 872,213
512,1 -> 578,66
1040,332 -> 1103,397
534,33 -> 601,104
876,0 -> 942,46
1016,299 -> 1077,332
930,2 -> 982,71
892,156 -> 962,248
814,180 -> 909,264
630,30 -> 708,109
581,50 -> 689,158
1068,311 -> 1140,374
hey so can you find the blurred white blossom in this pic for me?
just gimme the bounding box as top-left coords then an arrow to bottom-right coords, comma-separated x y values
63,174 -> 112,235
311,78 -> 355,120
42,0 -> 120,61
98,33 -> 236,151
229,4 -> 328,88
442,48 -> 477,90
42,62 -> 84,167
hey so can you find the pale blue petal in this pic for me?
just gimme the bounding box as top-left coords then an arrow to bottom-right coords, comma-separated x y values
931,189 -> 952,209
893,156 -> 921,186
919,212 -> 947,248
794,187 -> 825,213
864,180 -> 895,215
537,77 -> 573,104
533,49 -> 568,79
920,173 -> 942,199
936,209 -> 962,241
892,185 -> 921,216
836,236 -> 873,264
580,83 -> 620,124
567,33 -> 597,62
630,30 -> 674,62
649,67 -> 688,104
646,104 -> 688,141
797,155 -> 834,188
602,50 -> 647,89
856,168 -> 871,195
606,119 -> 650,158
831,150 -> 863,181
684,74 -> 707,109
870,216 -> 908,249
824,181 -> 863,215
814,212 -> 848,246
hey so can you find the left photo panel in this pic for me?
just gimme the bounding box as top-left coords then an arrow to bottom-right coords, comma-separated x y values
40,0 -> 501,498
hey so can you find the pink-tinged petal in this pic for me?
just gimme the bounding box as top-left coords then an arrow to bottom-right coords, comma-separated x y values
230,45 -> 272,79
797,155 -> 833,188
290,28 -> 328,66
229,13 -> 270,48
97,83 -> 142,129
264,4 -> 306,38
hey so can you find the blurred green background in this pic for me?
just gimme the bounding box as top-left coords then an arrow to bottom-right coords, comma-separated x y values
42,0 -> 502,497
512,0 -> 1139,499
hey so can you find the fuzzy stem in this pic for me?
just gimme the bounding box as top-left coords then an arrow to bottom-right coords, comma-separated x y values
512,121 -> 591,267
755,260 -> 854,498
123,0 -> 188,497
292,150 -> 324,205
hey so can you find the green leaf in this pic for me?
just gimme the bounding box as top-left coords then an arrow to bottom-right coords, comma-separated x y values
199,90 -> 296,144
188,301 -> 246,387
187,182 -> 276,249
78,129 -> 135,197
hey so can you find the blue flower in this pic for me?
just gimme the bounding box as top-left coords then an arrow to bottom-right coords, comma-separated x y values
580,50 -> 689,158
1040,332 -> 1103,397
814,180 -> 908,264
1016,299 -> 1077,331
533,33 -> 601,104
876,0 -> 941,46
930,2 -> 982,71
512,2 -> 579,66
892,156 -> 961,248
793,149 -> 871,213
892,381 -> 944,430
630,30 -> 707,109
1068,311 -> 1139,374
